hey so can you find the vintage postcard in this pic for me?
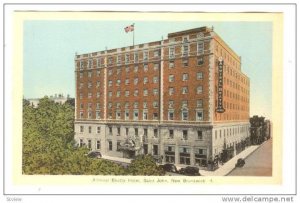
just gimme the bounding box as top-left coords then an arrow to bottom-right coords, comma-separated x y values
2,3 -> 297,200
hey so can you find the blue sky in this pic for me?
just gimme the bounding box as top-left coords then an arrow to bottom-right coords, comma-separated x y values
23,21 -> 272,119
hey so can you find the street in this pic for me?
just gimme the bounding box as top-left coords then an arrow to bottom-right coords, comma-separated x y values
227,138 -> 272,176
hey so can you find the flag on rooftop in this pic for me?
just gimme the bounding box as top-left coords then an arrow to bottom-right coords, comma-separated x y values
124,24 -> 134,33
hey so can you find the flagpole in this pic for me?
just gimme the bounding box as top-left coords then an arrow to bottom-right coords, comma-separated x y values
133,23 -> 135,47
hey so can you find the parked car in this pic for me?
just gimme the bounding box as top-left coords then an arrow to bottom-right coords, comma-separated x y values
87,151 -> 102,159
161,164 -> 178,173
235,158 -> 245,167
178,166 -> 201,176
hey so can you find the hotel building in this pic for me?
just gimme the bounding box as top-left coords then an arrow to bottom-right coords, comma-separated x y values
74,26 -> 250,168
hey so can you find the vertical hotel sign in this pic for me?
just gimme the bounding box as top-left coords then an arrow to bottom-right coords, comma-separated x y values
216,57 -> 225,113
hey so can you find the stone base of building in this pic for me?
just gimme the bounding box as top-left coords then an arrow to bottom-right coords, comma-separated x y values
74,120 -> 250,169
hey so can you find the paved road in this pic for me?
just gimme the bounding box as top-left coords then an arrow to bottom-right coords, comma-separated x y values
227,139 -> 272,176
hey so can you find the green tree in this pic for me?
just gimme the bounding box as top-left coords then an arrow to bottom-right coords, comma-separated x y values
126,155 -> 165,176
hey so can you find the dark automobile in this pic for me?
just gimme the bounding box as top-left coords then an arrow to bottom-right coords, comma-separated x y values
87,151 -> 102,159
235,158 -> 245,167
178,166 -> 201,176
161,164 -> 178,173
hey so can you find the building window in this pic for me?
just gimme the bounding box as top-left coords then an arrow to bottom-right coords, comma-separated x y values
108,102 -> 112,109
197,72 -> 203,80
117,127 -> 121,135
97,70 -> 101,76
153,88 -> 158,96
116,102 -> 121,109
88,139 -> 92,149
144,77 -> 148,84
125,128 -> 129,136
182,110 -> 189,121
87,82 -> 92,88
97,126 -> 101,134
96,81 -> 100,88
197,131 -> 203,140
134,52 -> 139,63
197,99 -> 203,108
88,103 -> 92,110
88,59 -> 93,69
96,140 -> 101,150
134,77 -> 138,85
125,102 -> 129,109
97,92 -> 100,98
168,100 -> 174,108
143,102 -> 148,109
79,72 -> 83,78
96,111 -> 101,119
80,103 -> 84,109
108,91 -> 112,97
143,111 -> 148,120
196,110 -> 204,121
153,145 -> 158,155
134,65 -> 138,72
117,55 -> 121,65
80,126 -> 84,133
169,129 -> 174,139
79,82 -> 83,89
80,111 -> 83,118
197,41 -> 204,55
143,89 -> 148,96
108,80 -> 112,87
116,111 -> 121,119
108,126 -> 112,135
197,86 -> 203,94
88,71 -> 92,78
116,79 -> 121,86
79,139 -> 84,147
169,75 -> 174,82
169,61 -> 174,68
182,130 -> 188,140
182,73 -> 189,81
143,64 -> 148,72
169,46 -> 175,59
154,129 -> 158,138
168,111 -> 174,120
116,91 -> 121,97
125,78 -> 129,85
88,93 -> 92,98
108,57 -> 113,66
134,102 -> 138,109
182,87 -> 188,94
153,113 -> 158,120
79,93 -> 83,99
117,141 -> 121,151
144,128 -> 148,138
88,126 -> 92,133
153,101 -> 158,108
125,90 -> 129,97
125,110 -> 129,120
108,141 -> 112,151
153,76 -> 158,83
125,53 -> 130,64
154,50 -> 160,57
134,89 -> 138,97
80,61 -> 84,70
135,128 -> 138,136
143,51 -> 149,61
182,44 -> 189,57
108,69 -> 112,76
169,87 -> 174,95
154,63 -> 159,71
182,58 -> 189,67
88,111 -> 92,119
133,110 -> 139,120
182,100 -> 188,108
197,57 -> 204,66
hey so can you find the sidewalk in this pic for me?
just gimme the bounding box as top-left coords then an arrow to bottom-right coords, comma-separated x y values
198,145 -> 259,176
101,144 -> 261,176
